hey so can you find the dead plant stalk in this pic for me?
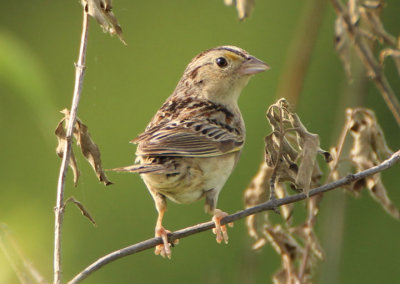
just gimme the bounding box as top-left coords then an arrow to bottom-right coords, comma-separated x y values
54,9 -> 89,284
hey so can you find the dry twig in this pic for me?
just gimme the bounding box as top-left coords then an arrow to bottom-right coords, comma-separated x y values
54,9 -> 89,284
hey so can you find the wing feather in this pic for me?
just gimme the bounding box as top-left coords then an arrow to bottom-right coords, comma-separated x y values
134,120 -> 243,157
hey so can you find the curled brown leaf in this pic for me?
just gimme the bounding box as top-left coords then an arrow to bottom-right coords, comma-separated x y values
55,116 -> 80,187
65,196 -> 97,226
82,0 -> 126,45
347,108 -> 399,219
335,16 -> 353,80
55,109 -> 112,186
244,98 -> 328,277
265,99 -> 330,195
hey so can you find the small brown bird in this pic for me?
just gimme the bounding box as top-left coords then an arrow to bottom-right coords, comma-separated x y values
114,46 -> 269,258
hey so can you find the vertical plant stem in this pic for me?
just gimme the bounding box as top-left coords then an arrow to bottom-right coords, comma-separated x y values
54,9 -> 89,284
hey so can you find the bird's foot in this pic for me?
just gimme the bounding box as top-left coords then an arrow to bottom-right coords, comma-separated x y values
154,227 -> 178,259
212,209 -> 233,244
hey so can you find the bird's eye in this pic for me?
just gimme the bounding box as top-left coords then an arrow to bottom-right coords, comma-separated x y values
216,57 -> 228,68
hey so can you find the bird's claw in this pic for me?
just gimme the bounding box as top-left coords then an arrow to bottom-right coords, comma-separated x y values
212,209 -> 233,244
155,227 -> 178,259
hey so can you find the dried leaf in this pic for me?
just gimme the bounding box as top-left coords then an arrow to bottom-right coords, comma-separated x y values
264,226 -> 301,284
335,16 -> 353,80
275,183 -> 294,222
334,0 -> 399,82
290,113 -> 321,196
347,108 -> 399,219
65,197 -> 97,225
265,98 -> 330,195
55,109 -> 112,186
224,0 -> 255,21
244,161 -> 272,245
360,1 -> 395,45
82,0 -> 126,45
73,117 -> 113,186
244,99 -> 328,281
55,117 -> 80,187
266,224 -> 322,284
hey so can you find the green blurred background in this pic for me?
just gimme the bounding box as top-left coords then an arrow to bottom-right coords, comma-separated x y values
1,0 -> 399,283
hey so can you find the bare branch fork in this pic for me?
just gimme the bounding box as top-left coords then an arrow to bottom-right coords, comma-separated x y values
54,9 -> 89,284
68,150 -> 400,284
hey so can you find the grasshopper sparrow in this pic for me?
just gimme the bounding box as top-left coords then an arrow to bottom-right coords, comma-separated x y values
114,46 -> 269,258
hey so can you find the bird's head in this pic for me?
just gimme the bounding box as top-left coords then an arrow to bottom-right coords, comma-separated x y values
180,46 -> 270,106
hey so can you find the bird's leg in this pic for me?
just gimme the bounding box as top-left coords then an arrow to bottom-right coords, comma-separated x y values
151,192 -> 178,258
154,207 -> 172,258
205,192 -> 233,244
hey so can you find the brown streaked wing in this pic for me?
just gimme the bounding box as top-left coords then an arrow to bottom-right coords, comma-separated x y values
134,121 -> 243,157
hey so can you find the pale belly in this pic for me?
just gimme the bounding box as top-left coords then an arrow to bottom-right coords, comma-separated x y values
141,153 -> 238,204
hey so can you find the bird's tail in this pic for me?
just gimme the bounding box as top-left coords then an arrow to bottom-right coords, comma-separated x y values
108,163 -> 171,174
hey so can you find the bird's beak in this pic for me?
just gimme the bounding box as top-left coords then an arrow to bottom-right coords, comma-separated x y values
239,56 -> 270,75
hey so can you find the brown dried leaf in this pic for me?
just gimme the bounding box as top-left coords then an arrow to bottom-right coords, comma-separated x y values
348,108 -> 392,165
244,161 -> 272,245
73,118 -> 113,186
56,109 -> 112,186
266,224 -> 323,284
55,117 -> 80,187
275,183 -> 294,222
265,98 -> 330,195
224,0 -> 255,21
265,226 -> 301,284
290,224 -> 324,261
360,1 -> 395,46
82,0 -> 126,45
347,108 -> 399,219
265,134 -> 297,184
290,113 -> 321,196
65,196 -> 96,225
335,16 -> 353,80
244,99 -> 327,281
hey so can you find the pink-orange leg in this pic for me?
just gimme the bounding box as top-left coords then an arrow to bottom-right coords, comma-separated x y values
212,209 -> 234,244
154,208 -> 178,258
154,208 -> 172,258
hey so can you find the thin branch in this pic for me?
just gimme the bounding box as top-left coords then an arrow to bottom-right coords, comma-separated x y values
330,0 -> 400,126
68,150 -> 400,284
54,9 -> 89,284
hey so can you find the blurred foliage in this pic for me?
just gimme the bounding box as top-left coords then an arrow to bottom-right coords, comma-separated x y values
0,0 -> 399,283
